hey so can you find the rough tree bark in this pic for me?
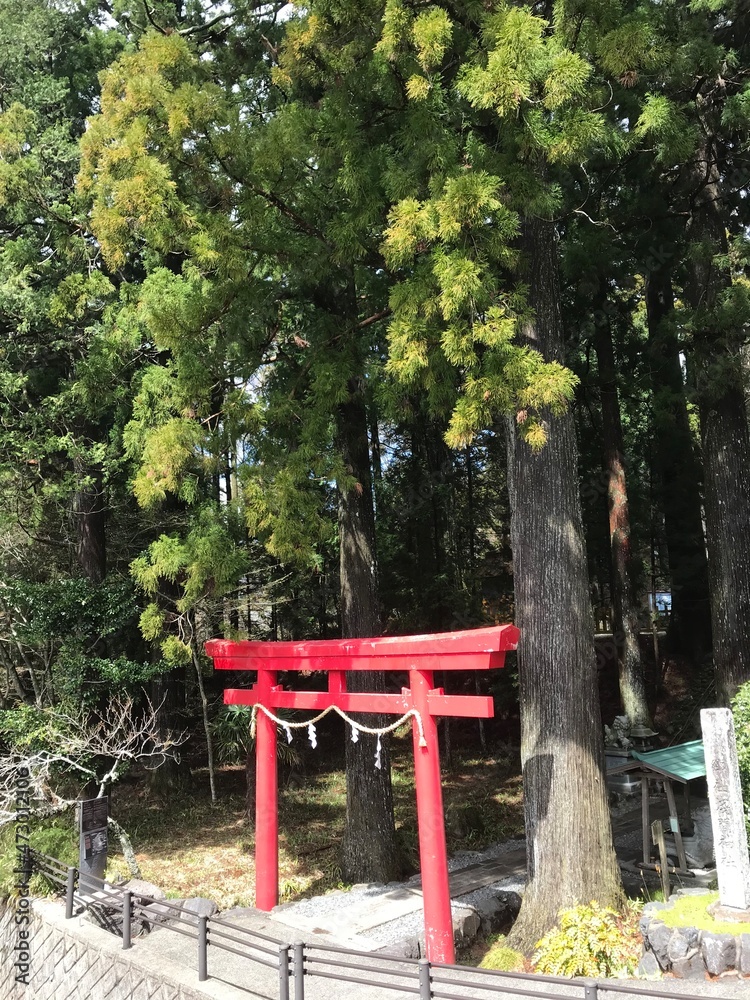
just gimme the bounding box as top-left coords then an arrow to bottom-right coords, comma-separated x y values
73,456 -> 106,584
407,412 -> 455,630
338,375 -> 399,883
645,267 -> 712,660
148,663 -> 193,793
506,217 -> 623,952
685,127 -> 750,704
593,313 -> 650,725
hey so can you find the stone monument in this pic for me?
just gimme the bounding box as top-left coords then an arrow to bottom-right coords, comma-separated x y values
700,708 -> 750,913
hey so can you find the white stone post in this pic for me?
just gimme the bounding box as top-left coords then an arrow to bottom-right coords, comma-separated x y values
700,708 -> 750,911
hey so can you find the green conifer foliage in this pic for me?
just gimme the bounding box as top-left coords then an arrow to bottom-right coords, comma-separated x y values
0,1 -> 148,705
0,3 -> 124,577
375,0 -> 631,948
77,5 -> 404,871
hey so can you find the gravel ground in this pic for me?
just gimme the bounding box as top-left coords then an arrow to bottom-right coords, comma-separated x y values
273,838 -> 529,951
362,839 -> 529,949
364,876 -> 525,949
277,796 -> 685,940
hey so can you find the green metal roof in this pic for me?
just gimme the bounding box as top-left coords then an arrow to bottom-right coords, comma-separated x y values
631,739 -> 706,782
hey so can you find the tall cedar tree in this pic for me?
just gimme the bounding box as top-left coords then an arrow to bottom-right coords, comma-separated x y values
0,0 -> 123,584
593,309 -> 650,726
632,0 -> 750,702
378,0 -> 624,946
507,219 -> 624,948
78,7 -> 403,878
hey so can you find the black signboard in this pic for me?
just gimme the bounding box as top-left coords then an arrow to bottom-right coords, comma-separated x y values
78,797 -> 108,889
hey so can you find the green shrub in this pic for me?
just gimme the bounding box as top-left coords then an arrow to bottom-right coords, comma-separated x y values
478,937 -> 525,972
532,901 -> 642,978
0,704 -> 71,753
211,704 -> 300,768
211,705 -> 253,764
731,681 -> 750,833
0,815 -> 77,899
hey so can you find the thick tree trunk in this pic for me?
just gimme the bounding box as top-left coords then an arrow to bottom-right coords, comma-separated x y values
148,666 -> 193,793
700,384 -> 750,703
593,316 -> 650,726
645,268 -> 712,659
338,377 -> 399,883
409,412 -> 459,629
506,218 -> 623,952
73,457 -> 106,584
686,132 -> 750,704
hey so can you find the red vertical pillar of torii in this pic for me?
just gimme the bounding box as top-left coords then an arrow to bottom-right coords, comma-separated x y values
205,624 -> 519,965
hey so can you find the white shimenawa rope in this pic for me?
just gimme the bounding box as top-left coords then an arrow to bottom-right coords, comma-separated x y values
250,703 -> 427,770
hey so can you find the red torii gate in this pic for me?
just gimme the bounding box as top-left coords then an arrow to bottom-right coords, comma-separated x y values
205,624 -> 519,964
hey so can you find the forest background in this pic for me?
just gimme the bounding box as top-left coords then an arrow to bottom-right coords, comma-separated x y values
1,0 -> 750,952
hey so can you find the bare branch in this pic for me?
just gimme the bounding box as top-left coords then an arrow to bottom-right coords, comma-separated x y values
179,11 -> 235,37
142,2 -> 168,35
0,696 -> 188,825
355,308 -> 392,331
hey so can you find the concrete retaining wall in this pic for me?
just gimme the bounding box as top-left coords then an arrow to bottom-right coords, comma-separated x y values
0,898 -> 224,1000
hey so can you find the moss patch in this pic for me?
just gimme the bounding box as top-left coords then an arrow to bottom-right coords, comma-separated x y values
476,936 -> 525,972
660,893 -> 746,936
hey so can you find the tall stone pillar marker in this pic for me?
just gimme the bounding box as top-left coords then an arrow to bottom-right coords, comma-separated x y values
700,708 -> 750,912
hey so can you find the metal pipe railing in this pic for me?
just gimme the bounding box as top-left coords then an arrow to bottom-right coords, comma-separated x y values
27,849 -> 738,1000
122,890 -> 131,950
197,914 -> 208,981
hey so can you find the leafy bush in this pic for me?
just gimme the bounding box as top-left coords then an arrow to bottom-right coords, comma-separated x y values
3,577 -> 137,648
211,705 -> 253,763
0,704 -> 74,755
0,816 -> 77,899
532,901 -> 642,978
478,937 -> 525,971
211,705 -> 300,768
731,680 -> 750,832
1,575 -> 159,704
53,653 -> 166,705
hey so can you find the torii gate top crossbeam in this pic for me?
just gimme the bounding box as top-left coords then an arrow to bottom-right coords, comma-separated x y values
205,623 -> 519,673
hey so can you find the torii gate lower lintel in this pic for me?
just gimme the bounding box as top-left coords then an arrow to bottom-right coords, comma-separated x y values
205,624 -> 519,965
